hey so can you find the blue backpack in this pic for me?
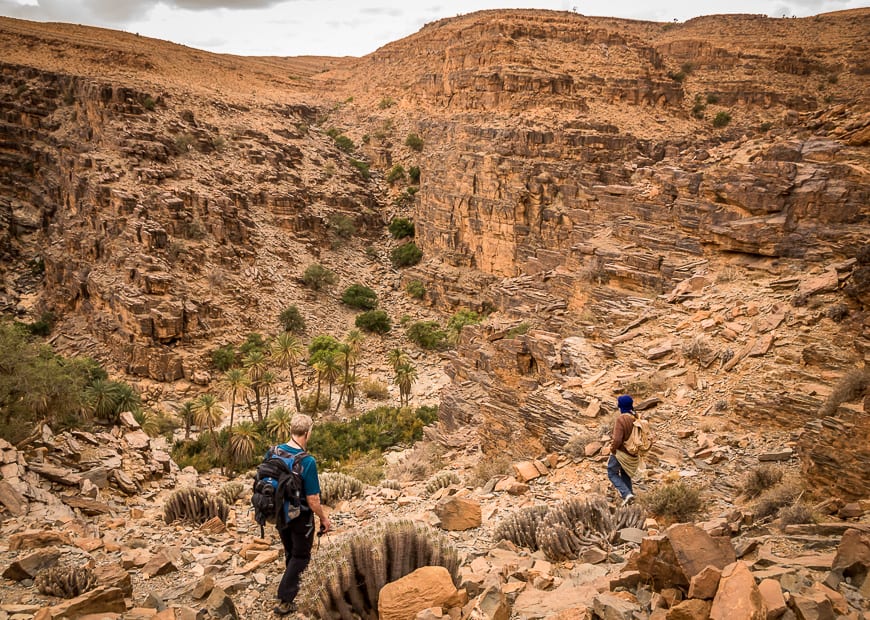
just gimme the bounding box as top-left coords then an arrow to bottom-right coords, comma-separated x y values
251,446 -> 307,537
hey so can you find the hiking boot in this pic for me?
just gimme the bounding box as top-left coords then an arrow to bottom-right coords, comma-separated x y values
621,494 -> 635,507
274,601 -> 297,616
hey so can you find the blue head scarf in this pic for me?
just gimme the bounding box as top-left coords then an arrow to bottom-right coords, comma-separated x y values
617,394 -> 634,413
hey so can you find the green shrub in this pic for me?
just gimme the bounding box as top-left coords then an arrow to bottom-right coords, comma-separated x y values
239,333 -> 267,356
406,279 -> 425,299
301,392 -> 331,413
142,96 -> 156,111
302,263 -> 337,290
350,159 -> 370,179
356,310 -> 391,334
174,133 -> 196,153
405,133 -> 424,151
640,481 -> 703,523
713,111 -> 732,128
406,321 -> 446,350
308,405 -> 438,469
667,70 -> 686,82
386,165 -> 405,184
308,335 -> 341,357
333,135 -> 354,153
391,242 -> 422,267
506,322 -> 531,338
341,284 -> 378,310
279,306 -> 306,334
212,344 -> 236,371
329,214 -> 356,239
389,218 -> 415,239
706,93 -> 719,104
378,97 -> 396,109
408,166 -> 420,184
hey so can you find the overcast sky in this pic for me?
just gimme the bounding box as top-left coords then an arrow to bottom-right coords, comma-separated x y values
1,0 -> 866,57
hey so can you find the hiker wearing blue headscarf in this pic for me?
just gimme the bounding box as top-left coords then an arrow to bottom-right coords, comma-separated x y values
608,394 -> 638,506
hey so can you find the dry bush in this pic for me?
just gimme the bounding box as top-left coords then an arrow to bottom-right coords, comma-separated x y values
819,369 -> 869,416
361,378 -> 389,400
562,433 -> 598,460
386,442 -> 444,482
640,481 -> 703,523
778,503 -> 815,529
753,474 -> 804,520
741,464 -> 784,500
683,335 -> 713,363
469,452 -> 513,487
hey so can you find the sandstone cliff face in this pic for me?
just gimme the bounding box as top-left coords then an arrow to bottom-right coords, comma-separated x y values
325,9 -> 870,498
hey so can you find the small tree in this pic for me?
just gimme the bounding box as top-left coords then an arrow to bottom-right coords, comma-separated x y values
303,264 -> 337,290
279,306 -> 306,334
391,242 -> 422,268
406,279 -> 425,299
341,284 -> 378,310
408,166 -> 421,184
405,133 -> 423,151
212,344 -> 236,371
389,218 -> 415,239
406,321 -> 447,350
329,214 -> 355,240
356,310 -> 391,334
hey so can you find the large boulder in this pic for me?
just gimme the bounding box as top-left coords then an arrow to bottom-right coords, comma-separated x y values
378,566 -> 459,620
709,562 -> 766,620
634,523 -> 736,590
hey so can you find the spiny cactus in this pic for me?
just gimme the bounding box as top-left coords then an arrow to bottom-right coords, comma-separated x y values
380,479 -> 402,491
492,504 -> 549,550
297,520 -> 459,619
320,472 -> 364,506
424,471 -> 461,496
492,496 -> 644,562
35,566 -> 97,598
163,487 -> 229,525
219,481 -> 245,504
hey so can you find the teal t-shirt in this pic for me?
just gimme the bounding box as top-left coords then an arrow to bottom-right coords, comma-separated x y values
275,443 -> 320,510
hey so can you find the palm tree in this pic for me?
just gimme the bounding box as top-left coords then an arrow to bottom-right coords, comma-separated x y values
84,379 -> 121,420
346,329 -> 364,374
229,422 -> 260,473
259,371 -> 277,419
342,373 -> 358,410
387,348 -> 410,373
192,393 -> 224,454
272,332 -> 304,411
333,343 -> 352,412
267,406 -> 293,443
178,400 -> 195,440
243,350 -> 269,422
394,362 -> 418,407
220,368 -> 250,435
113,383 -> 141,418
320,352 -> 342,408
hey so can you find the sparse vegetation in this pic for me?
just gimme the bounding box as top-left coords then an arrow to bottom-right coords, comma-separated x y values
819,368 -> 869,416
778,503 -> 815,528
326,128 -> 355,153
389,217 -> 415,239
447,309 -> 482,343
350,158 -> 370,179
391,242 -> 422,267
378,96 -> 396,109
405,133 -> 424,151
406,279 -> 425,299
328,213 -> 355,240
506,322 -> 532,338
142,96 -> 156,110
640,480 -> 703,523
741,464 -> 784,499
470,453 -> 513,487
361,378 -> 389,400
713,111 -> 732,128
408,166 -> 421,183
386,164 -> 405,184
355,310 -> 391,334
212,344 -> 236,371
562,432 -> 598,460
754,475 -> 804,520
706,93 -> 719,104
386,441 -> 444,482
302,263 -> 337,290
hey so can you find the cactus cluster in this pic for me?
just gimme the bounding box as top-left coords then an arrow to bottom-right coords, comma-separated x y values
492,496 -> 644,561
424,471 -> 461,496
320,472 -> 365,506
380,479 -> 402,491
35,566 -> 96,598
492,504 -> 549,550
297,520 -> 459,619
219,481 -> 245,504
163,487 -> 229,525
